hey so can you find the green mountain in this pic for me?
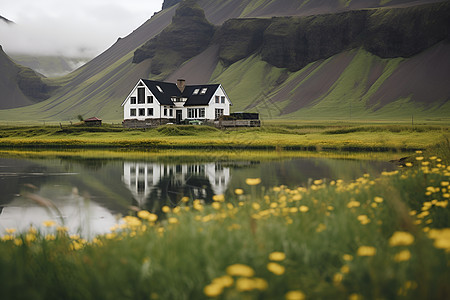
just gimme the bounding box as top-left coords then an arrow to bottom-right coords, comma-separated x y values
0,0 -> 448,122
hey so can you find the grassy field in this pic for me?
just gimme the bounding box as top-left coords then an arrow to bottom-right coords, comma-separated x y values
0,150 -> 449,299
0,123 -> 448,152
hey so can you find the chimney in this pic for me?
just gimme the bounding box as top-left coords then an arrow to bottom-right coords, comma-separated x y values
177,79 -> 186,93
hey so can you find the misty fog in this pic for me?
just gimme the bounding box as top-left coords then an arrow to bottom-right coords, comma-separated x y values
0,0 -> 163,58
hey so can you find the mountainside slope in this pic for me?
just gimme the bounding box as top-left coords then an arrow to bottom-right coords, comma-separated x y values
0,46 -> 56,109
0,0 -> 448,122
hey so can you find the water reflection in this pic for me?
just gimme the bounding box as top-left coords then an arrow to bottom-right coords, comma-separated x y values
122,162 -> 230,209
0,153 -> 397,236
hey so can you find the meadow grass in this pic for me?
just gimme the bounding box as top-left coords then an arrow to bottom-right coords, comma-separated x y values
0,124 -> 447,152
0,152 -> 449,299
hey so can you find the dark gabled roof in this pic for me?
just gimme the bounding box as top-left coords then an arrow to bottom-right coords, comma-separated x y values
141,79 -> 181,106
182,84 -> 220,106
136,79 -> 222,107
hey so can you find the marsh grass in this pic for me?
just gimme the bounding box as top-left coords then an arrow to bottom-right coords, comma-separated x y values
1,154 -> 449,299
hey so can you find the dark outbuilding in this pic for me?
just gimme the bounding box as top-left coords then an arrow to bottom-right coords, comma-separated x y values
84,117 -> 102,126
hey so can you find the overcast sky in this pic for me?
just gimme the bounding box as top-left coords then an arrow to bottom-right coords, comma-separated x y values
0,0 -> 164,57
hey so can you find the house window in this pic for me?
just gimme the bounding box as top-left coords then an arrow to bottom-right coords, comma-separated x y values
130,109 -> 136,116
215,108 -> 224,119
188,108 -> 194,118
156,85 -> 163,93
193,88 -> 200,95
169,109 -> 173,117
164,108 -> 167,116
148,108 -> 153,116
215,96 -> 220,103
200,88 -> 207,95
138,87 -> 145,104
139,108 -> 145,116
147,96 -> 153,103
221,96 -> 225,103
130,97 -> 136,104
199,108 -> 205,118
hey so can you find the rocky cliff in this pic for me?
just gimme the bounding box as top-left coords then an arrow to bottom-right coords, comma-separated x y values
133,0 -> 215,77
211,1 -> 450,71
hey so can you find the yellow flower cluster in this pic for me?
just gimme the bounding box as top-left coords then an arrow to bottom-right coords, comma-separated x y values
204,263 -> 268,297
428,228 -> 450,252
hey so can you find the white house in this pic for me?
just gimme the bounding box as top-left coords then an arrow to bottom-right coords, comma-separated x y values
122,79 -> 232,127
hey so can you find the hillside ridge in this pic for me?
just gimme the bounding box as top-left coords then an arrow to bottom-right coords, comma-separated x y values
0,0 -> 448,121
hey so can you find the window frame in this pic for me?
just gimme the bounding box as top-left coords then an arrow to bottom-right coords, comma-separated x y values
130,108 -> 136,116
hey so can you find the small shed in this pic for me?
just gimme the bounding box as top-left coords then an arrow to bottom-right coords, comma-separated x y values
84,117 -> 102,126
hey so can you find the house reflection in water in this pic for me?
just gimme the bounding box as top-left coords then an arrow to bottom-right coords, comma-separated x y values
122,162 -> 230,209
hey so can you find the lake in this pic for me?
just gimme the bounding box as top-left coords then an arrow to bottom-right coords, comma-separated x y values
0,150 -> 398,238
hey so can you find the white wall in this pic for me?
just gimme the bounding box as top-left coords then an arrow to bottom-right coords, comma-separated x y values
205,85 -> 231,120
123,83 -> 162,120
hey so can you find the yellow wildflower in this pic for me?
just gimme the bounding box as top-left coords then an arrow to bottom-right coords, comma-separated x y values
212,275 -> 234,288
267,262 -> 285,275
168,217 -> 178,224
343,254 -> 353,261
162,206 -> 171,213
2,235 -> 14,241
394,250 -> 411,262
147,213 -> 158,222
42,220 -> 56,227
357,246 -> 376,256
203,283 -> 223,297
45,234 -> 56,241
25,233 -> 36,243
234,188 -> 244,195
299,205 -> 309,212
137,210 -> 150,220
5,228 -> 16,234
245,178 -> 261,186
349,293 -> 363,300
374,196 -> 383,203
428,228 -> 450,251
252,203 -> 261,210
405,162 -> 413,167
226,264 -> 255,277
441,181 -> 449,187
213,194 -> 225,202
415,156 -> 424,161
269,251 -> 286,261
341,265 -> 350,273
389,231 -> 415,246
253,278 -> 268,291
347,200 -> 360,208
333,273 -> 343,285
285,290 -> 306,300
357,215 -> 370,225
235,278 -> 255,291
